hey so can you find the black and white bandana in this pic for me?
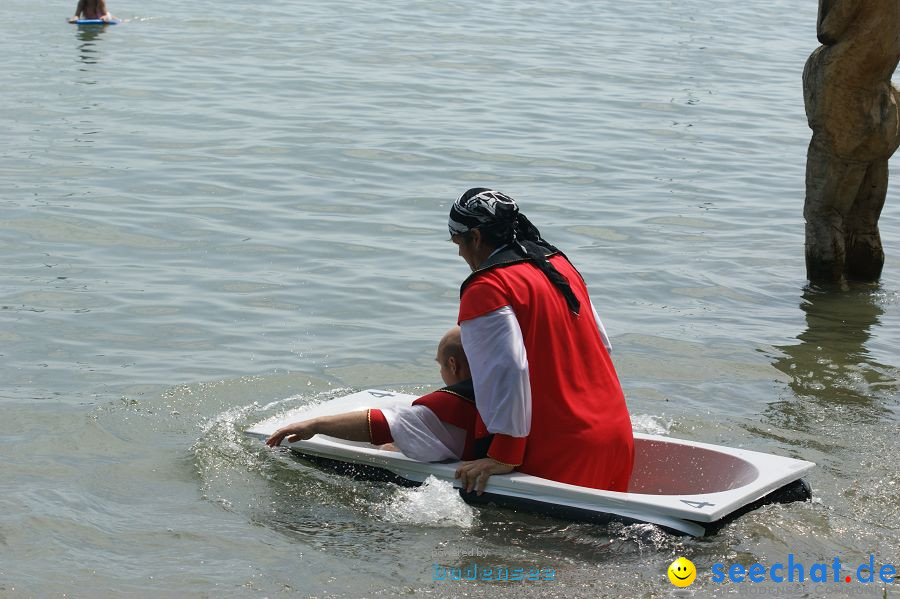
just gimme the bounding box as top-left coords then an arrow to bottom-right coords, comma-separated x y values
448,188 -> 519,237
446,187 -> 582,315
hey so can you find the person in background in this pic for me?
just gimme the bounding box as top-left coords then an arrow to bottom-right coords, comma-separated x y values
448,188 -> 634,495
68,0 -> 116,22
266,327 -> 488,462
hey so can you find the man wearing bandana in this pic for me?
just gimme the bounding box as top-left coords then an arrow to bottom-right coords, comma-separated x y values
449,188 -> 634,495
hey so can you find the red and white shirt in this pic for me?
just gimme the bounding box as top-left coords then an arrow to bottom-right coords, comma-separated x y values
368,388 -> 483,462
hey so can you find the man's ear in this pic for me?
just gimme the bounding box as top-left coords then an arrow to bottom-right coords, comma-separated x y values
470,228 -> 483,249
447,356 -> 458,374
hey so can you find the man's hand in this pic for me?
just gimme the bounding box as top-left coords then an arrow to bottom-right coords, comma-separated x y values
265,419 -> 318,447
454,457 -> 514,495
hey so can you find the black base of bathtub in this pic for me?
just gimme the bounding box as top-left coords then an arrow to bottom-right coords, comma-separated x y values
291,450 -> 812,536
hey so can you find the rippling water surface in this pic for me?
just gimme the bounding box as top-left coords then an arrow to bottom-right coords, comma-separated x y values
2,0 -> 898,597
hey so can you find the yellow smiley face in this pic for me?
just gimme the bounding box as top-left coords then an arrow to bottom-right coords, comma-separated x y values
667,557 -> 696,587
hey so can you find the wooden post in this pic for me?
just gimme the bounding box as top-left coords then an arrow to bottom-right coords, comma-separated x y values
802,0 -> 900,283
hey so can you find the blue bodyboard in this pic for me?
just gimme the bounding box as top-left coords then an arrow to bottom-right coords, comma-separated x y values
73,19 -> 120,25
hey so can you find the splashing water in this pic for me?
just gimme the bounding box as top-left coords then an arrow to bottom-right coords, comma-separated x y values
380,476 -> 477,529
631,413 -> 674,436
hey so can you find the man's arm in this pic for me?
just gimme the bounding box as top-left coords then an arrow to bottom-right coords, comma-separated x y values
460,306 -> 531,436
590,299 -> 613,353
69,0 -> 86,21
99,0 -> 114,21
457,306 -> 529,494
265,411 -> 369,447
265,405 -> 466,462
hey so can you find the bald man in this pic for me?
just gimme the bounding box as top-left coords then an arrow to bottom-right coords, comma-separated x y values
266,327 -> 487,462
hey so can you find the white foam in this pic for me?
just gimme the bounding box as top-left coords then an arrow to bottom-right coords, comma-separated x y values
380,475 -> 476,529
631,413 -> 673,436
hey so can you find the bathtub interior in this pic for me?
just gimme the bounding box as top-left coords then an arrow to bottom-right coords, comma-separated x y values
627,438 -> 759,495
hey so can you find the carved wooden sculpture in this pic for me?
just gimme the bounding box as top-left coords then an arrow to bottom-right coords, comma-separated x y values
803,0 -> 900,283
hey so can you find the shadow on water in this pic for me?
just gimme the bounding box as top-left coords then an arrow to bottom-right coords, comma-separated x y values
743,284 -> 899,568
75,25 -> 109,68
767,284 -> 898,432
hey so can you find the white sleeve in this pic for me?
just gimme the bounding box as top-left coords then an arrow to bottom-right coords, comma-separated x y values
380,404 -> 467,462
459,306 -> 531,437
590,299 -> 612,353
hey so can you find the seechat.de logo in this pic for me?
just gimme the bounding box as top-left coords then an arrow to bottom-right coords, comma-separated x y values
668,557 -> 697,587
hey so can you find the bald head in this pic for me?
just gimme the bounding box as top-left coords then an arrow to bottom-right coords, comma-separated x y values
436,326 -> 470,385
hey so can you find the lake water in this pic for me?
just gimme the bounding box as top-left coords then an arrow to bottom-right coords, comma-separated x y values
2,0 -> 898,597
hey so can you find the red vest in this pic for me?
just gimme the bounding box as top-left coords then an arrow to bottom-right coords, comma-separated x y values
458,253 -> 634,491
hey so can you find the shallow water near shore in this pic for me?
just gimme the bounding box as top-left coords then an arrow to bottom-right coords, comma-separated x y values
2,0 -> 899,597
